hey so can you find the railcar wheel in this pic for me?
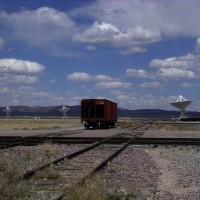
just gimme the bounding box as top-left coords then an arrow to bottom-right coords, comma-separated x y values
84,122 -> 90,129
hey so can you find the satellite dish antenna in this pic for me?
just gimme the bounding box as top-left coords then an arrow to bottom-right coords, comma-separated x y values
170,95 -> 192,119
59,106 -> 70,118
3,106 -> 13,118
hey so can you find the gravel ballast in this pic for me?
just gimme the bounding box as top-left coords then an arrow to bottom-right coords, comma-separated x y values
1,144 -> 200,199
148,146 -> 200,200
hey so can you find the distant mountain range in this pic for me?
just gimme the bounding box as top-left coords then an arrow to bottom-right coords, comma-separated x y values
1,105 -> 200,119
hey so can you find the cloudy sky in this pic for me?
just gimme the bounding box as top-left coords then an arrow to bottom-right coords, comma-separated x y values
0,0 -> 200,111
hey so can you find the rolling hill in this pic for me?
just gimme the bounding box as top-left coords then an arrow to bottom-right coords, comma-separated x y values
0,105 -> 200,119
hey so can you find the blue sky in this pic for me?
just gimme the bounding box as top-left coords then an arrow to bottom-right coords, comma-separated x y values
0,0 -> 200,111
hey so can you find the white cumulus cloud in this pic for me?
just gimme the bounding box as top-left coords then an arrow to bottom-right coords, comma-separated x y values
0,75 -> 38,84
95,75 -> 114,81
95,81 -> 131,89
120,47 -> 146,55
10,75 -> 39,83
149,53 -> 200,80
157,68 -> 198,79
67,72 -> 92,81
150,54 -> 196,69
126,68 -> 152,78
0,58 -> 45,73
181,82 -> 199,88
73,22 -> 161,48
72,0 -> 200,37
67,72 -> 115,82
0,7 -> 75,51
139,81 -> 163,89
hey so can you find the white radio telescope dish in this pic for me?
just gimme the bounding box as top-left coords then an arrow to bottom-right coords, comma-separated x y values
3,106 -> 12,118
170,95 -> 192,119
59,106 -> 70,118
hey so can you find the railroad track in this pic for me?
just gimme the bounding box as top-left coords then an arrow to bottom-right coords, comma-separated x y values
3,121 -> 200,199
0,129 -> 84,149
1,126 -> 200,149
18,122 -> 152,199
0,121 -> 151,149
132,137 -> 200,145
2,136 -> 200,148
56,137 -> 200,146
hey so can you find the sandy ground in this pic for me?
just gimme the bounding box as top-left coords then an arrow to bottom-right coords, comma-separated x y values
140,130 -> 200,138
146,146 -> 200,199
0,126 -> 84,137
1,128 -> 200,139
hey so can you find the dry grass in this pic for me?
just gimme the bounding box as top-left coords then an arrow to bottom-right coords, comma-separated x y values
43,142 -> 56,158
34,165 -> 60,179
64,176 -> 107,200
21,148 -> 36,161
117,119 -> 144,129
64,175 -> 136,200
21,142 -> 56,161
0,118 -> 81,130
153,121 -> 200,131
155,123 -> 180,131
0,152 -> 135,200
0,155 -> 29,200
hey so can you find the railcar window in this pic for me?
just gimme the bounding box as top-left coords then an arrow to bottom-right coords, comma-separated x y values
96,105 -> 104,118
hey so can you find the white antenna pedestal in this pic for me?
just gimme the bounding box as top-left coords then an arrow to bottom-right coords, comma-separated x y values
3,106 -> 12,118
170,95 -> 192,120
59,106 -> 70,119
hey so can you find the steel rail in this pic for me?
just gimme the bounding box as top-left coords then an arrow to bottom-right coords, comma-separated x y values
132,137 -> 200,145
13,122 -> 152,200
49,137 -> 200,145
0,131 -> 82,149
20,122 -> 152,181
78,131 -> 143,185
54,135 -> 144,200
21,136 -> 115,181
0,121 -> 151,149
54,123 -> 152,200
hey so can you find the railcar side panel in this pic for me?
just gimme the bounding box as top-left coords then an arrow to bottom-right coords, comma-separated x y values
81,99 -> 117,128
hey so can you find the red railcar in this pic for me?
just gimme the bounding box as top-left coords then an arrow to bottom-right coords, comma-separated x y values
81,99 -> 117,129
